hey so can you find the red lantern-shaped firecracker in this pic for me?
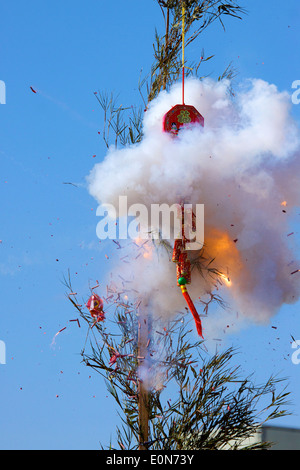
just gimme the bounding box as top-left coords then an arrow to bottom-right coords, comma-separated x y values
86,294 -> 105,322
163,104 -> 204,137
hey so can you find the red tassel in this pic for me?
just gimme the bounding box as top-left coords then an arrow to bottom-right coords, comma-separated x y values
181,285 -> 203,338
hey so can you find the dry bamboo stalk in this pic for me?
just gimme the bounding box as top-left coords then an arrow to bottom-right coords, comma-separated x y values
138,298 -> 150,450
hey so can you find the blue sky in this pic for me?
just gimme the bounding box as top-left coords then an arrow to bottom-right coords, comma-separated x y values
0,0 -> 300,450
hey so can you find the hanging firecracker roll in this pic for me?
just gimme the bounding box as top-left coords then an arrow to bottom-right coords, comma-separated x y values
172,238 -> 183,263
171,202 -> 203,336
184,206 -> 197,237
176,263 -> 182,285
177,252 -> 191,285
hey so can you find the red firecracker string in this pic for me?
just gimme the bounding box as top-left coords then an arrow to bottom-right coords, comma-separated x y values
180,285 -> 203,338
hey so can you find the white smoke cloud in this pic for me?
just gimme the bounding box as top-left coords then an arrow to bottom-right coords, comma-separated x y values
87,77 -> 300,336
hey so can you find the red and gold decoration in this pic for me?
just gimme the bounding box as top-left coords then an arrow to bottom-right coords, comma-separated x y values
86,294 -> 105,326
163,104 -> 204,136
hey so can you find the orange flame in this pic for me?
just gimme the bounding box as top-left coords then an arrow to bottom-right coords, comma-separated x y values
204,228 -> 244,287
219,272 -> 232,286
134,237 -> 153,260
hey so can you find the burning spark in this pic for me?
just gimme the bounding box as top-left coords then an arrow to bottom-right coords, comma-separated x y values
51,327 -> 67,347
291,269 -> 300,275
219,273 -> 232,286
134,236 -> 143,246
134,237 -> 153,259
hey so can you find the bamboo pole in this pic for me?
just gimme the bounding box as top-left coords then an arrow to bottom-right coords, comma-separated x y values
162,7 -> 170,91
137,299 -> 150,450
182,1 -> 185,105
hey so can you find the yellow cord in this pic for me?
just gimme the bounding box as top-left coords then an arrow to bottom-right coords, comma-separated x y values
182,2 -> 185,70
182,2 -> 186,104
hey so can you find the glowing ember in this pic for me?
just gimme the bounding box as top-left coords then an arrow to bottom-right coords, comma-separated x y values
219,273 -> 232,286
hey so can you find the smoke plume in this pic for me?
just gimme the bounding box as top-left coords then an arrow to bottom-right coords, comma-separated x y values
87,77 -> 300,336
